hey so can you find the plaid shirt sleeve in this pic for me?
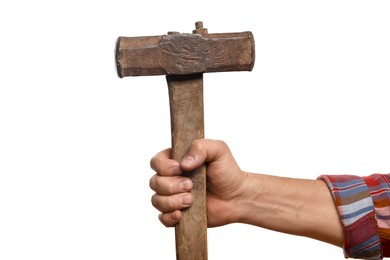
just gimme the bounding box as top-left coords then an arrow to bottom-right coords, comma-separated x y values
318,174 -> 390,259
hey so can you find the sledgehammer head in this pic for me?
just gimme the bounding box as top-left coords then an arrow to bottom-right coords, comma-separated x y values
115,22 -> 255,77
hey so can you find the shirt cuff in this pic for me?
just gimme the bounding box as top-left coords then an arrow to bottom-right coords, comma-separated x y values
362,174 -> 390,256
318,175 -> 382,259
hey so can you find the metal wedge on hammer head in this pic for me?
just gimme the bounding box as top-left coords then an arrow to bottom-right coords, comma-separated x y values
115,21 -> 255,260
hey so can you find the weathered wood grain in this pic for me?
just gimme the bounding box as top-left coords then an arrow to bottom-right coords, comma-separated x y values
167,74 -> 207,260
115,22 -> 255,260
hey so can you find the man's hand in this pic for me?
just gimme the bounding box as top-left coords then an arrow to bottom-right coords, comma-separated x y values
149,139 -> 343,247
149,139 -> 247,227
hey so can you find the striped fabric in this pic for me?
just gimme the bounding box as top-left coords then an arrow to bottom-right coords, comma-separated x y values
363,174 -> 390,257
319,175 -> 385,259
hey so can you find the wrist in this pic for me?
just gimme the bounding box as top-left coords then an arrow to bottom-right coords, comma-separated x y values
233,173 -> 343,246
234,172 -> 270,225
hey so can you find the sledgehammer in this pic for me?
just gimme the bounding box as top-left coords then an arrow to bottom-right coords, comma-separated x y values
115,21 -> 255,260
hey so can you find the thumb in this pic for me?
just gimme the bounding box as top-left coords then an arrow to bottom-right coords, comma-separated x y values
180,139 -> 229,171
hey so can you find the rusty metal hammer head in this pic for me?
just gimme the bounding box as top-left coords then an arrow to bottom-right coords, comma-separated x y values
115,22 -> 255,260
115,21 -> 255,77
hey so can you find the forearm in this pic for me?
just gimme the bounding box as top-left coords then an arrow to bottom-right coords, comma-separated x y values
235,172 -> 343,247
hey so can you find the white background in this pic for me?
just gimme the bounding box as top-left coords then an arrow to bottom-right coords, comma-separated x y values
1,1 -> 390,259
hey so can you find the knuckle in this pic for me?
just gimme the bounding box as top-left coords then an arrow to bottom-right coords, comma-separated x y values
150,154 -> 158,171
151,194 -> 160,209
149,175 -> 156,190
150,175 -> 180,195
150,150 -> 168,173
165,196 -> 175,209
154,175 -> 168,193
192,139 -> 205,151
215,139 -> 228,149
166,180 -> 176,194
151,193 -> 176,212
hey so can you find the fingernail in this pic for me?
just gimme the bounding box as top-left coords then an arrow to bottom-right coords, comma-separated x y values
181,155 -> 195,166
180,179 -> 192,190
182,194 -> 193,206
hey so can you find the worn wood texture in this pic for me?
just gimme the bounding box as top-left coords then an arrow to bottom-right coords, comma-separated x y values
116,31 -> 255,77
167,74 -> 207,260
115,22 -> 255,260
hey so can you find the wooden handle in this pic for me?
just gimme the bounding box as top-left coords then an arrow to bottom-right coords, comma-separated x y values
167,74 -> 208,260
